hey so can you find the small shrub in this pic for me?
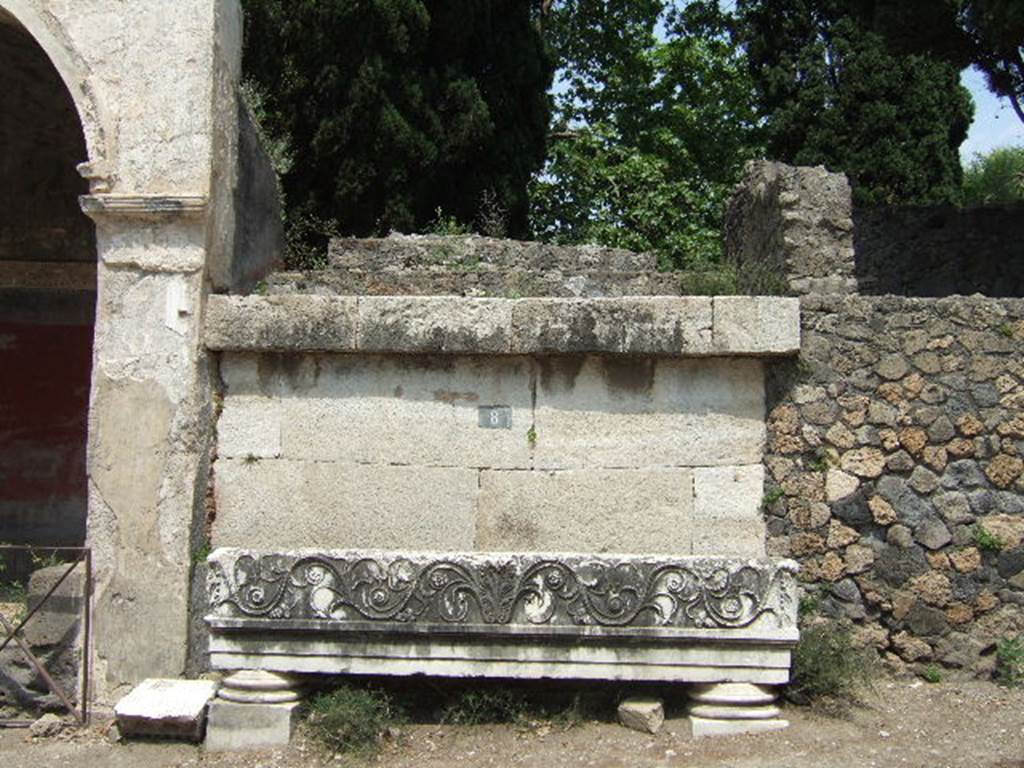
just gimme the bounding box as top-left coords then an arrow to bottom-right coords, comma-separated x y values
922,664 -> 942,684
306,686 -> 402,756
973,524 -> 1006,552
526,426 -> 538,448
428,207 -> 471,237
995,636 -> 1024,687
441,689 -> 530,726
476,189 -> 508,239
789,620 -> 874,708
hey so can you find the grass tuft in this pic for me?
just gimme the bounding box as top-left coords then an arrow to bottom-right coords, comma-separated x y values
995,635 -> 1024,688
305,685 -> 403,757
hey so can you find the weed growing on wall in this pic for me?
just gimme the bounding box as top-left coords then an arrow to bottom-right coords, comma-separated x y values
306,686 -> 403,757
995,636 -> 1024,688
973,524 -> 1006,552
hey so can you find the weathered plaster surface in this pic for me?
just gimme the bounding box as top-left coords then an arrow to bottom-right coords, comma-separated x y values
0,0 -> 264,701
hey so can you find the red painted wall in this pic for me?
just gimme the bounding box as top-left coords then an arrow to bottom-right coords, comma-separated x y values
0,320 -> 93,545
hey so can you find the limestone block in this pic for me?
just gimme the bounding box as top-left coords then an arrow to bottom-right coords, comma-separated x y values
205,295 -> 358,351
692,466 -> 766,557
476,469 -> 694,554
532,358 -> 766,469
114,679 -> 218,742
275,355 -> 533,469
712,297 -> 801,356
205,700 -> 300,752
510,297 -> 713,356
212,460 -> 479,550
617,698 -> 665,734
217,397 -> 281,459
358,296 -> 512,354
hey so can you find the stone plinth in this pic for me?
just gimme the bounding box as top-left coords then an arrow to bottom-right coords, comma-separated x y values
688,682 -> 788,738
206,549 -> 799,684
205,670 -> 302,751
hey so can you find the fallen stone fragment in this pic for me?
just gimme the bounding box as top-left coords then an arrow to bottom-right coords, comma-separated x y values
29,713 -> 64,738
617,697 -> 665,734
114,678 -> 218,742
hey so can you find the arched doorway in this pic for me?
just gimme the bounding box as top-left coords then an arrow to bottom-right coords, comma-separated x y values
0,11 -> 96,575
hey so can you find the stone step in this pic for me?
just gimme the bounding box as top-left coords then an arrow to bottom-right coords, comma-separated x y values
266,268 -> 685,298
328,234 -> 659,273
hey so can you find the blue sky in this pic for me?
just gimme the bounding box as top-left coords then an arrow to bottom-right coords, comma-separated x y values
961,67 -> 1024,160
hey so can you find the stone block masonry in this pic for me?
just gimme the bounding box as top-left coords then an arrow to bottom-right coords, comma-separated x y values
724,161 -> 1024,678
212,352 -> 770,558
763,296 -> 1024,676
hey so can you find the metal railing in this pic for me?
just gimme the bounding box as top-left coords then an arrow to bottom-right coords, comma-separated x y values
0,545 -> 92,727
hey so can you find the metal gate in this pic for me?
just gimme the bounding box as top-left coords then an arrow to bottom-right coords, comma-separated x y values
0,545 -> 91,727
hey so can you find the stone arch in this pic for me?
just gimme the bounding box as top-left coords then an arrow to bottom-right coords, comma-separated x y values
0,0 -> 114,188
0,6 -> 98,556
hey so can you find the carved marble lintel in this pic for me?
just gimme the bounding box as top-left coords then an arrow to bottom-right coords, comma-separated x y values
206,549 -> 799,638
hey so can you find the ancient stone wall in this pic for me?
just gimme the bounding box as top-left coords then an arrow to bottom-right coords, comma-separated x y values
727,162 -> 1024,676
212,351 -> 770,558
764,296 -> 1024,676
854,204 -> 1024,298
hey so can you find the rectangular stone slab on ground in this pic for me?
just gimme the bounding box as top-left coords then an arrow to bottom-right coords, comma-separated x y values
113,679 -> 218,742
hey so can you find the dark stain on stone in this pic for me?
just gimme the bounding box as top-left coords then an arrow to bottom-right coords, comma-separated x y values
393,385 -> 404,398
434,389 -> 480,404
537,356 -> 586,394
602,357 -> 656,394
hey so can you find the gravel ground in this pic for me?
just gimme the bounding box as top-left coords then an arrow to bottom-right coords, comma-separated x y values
2,680 -> 1022,768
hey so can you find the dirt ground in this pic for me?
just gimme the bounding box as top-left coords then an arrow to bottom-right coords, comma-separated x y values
2,680 -> 1022,768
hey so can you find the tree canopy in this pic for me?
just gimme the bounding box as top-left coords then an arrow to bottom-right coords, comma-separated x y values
531,1 -> 763,268
735,0 -> 974,206
241,0 -> 552,260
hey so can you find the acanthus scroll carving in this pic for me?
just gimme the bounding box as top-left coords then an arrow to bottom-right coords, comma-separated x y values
207,550 -> 798,632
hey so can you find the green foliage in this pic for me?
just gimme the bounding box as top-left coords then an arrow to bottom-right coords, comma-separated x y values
441,689 -> 530,726
790,620 -> 874,706
960,0 -> 1024,124
762,487 -> 785,508
427,207 -> 472,237
736,1 -> 973,206
531,1 -> 763,269
973,523 -> 1006,552
306,686 -> 403,756
526,426 -> 538,448
922,664 -> 942,684
963,145 -> 1024,205
995,635 -> 1024,687
241,0 -> 553,264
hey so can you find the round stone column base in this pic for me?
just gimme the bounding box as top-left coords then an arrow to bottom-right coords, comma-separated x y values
217,670 -> 303,704
688,683 -> 789,738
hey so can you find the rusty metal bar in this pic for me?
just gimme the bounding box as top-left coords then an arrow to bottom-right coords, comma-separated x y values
0,552 -> 84,655
82,549 -> 92,725
0,545 -> 92,726
0,611 -> 82,723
